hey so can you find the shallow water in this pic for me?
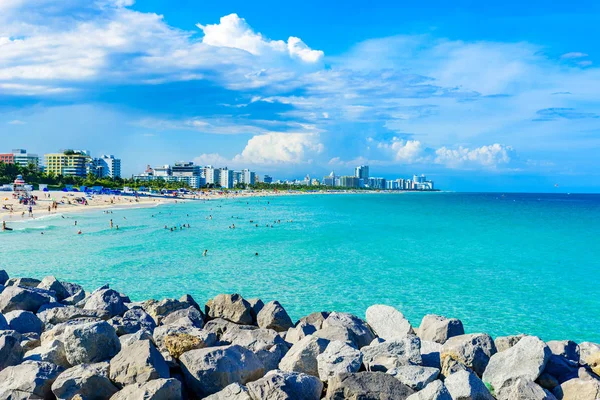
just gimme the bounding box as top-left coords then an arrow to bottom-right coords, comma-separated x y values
1,192 -> 599,342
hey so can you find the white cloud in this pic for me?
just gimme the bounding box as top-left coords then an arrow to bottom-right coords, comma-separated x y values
561,52 -> 588,59
377,138 -> 427,163
8,119 -> 26,125
234,132 -> 324,164
435,144 -> 514,168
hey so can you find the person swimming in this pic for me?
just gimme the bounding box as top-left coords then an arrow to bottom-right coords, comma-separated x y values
203,249 -> 208,256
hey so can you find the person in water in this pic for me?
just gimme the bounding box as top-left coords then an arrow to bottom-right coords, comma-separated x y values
110,219 -> 113,229
203,249 -> 208,257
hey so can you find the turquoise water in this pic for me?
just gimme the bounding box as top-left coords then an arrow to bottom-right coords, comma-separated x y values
1,192 -> 599,342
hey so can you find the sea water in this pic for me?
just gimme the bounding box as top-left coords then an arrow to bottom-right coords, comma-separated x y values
1,192 -> 599,342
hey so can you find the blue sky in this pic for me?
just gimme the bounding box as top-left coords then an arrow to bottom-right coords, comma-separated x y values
1,0 -> 599,192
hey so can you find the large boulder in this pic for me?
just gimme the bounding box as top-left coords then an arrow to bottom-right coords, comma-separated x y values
285,321 -> 317,344
482,336 -> 550,392
142,298 -> 191,325
41,318 -> 102,345
388,366 -> 440,391
84,288 -> 128,318
418,315 -> 464,344
205,294 -> 254,325
298,312 -> 330,331
109,339 -> 170,387
0,270 -> 8,285
406,380 -> 452,400
544,340 -> 580,382
0,285 -> 53,313
494,335 -> 525,353
247,370 -> 323,400
325,371 -> 415,399
203,318 -> 256,341
153,325 -> 217,354
361,336 -> 422,372
221,325 -> 290,371
0,361 -> 64,400
496,378 -> 556,400
110,308 -> 157,336
421,341 -> 442,369
38,306 -> 110,327
164,333 -> 212,359
51,362 -> 119,400
440,333 -> 496,377
24,339 -> 70,368
5,277 -> 41,288
161,307 -> 204,329
179,344 -> 264,396
365,305 -> 414,341
0,313 -> 7,330
322,312 -> 375,349
38,276 -> 70,301
63,321 -> 121,365
256,301 -> 294,332
247,298 -> 264,318
0,331 -> 24,371
579,342 -> 600,365
586,352 -> 600,376
444,370 -> 494,400
279,335 -> 330,377
313,325 -> 358,348
180,293 -> 201,311
204,383 -> 252,400
109,378 -> 181,400
5,310 -> 44,334
553,377 -> 600,400
317,340 -> 363,381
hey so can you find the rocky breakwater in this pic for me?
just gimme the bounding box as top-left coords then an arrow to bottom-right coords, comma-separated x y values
0,271 -> 599,400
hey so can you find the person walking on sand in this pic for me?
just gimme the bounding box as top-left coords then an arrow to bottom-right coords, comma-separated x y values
28,206 -> 33,217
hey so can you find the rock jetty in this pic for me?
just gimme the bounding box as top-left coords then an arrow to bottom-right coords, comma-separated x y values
0,271 -> 599,399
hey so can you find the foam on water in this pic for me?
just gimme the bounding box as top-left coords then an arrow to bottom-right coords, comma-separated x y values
1,192 -> 599,342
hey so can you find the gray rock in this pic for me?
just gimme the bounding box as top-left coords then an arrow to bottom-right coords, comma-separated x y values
279,335 -> 330,377
496,378 -> 556,400
0,361 -> 64,400
388,366 -> 440,391
110,308 -> 157,336
179,294 -> 200,311
285,320 -> 317,344
257,301 -> 294,332
5,277 -> 41,288
322,312 -> 375,349
24,339 -> 70,368
361,336 -> 422,372
544,340 -> 580,382
60,281 -> 84,297
5,310 -> 43,334
444,370 -> 494,400
0,270 -> 8,285
0,285 -> 53,313
38,276 -> 70,301
38,306 -> 110,327
440,333 -> 496,377
553,377 -> 600,400
317,340 -> 363,381
406,380 -> 452,400
205,294 -> 254,325
325,371 -> 415,399
298,312 -> 330,331
120,329 -> 155,348
142,298 -> 190,325
109,339 -> 170,387
579,342 -> 600,365
84,288 -> 128,318
418,315 -> 464,344
51,362 -> 119,400
109,378 -> 182,400
179,344 -> 264,397
494,334 -> 526,353
203,383 -> 252,400
221,325 -> 289,371
247,298 -> 264,318
247,369 -> 323,400
41,317 -> 102,345
0,331 -> 24,371
482,336 -> 550,392
61,290 -> 87,306
313,325 -> 358,348
203,318 -> 256,340
161,306 -> 204,329
421,340 -> 443,369
63,321 -> 121,365
365,305 -> 414,340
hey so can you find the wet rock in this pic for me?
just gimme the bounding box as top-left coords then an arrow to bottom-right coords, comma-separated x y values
84,288 -> 128,318
440,333 -> 496,377
325,371 -> 415,399
317,340 -> 363,381
109,339 -> 170,387
0,330 -> 24,371
63,321 -> 121,365
0,360 -> 63,399
24,339 -> 70,368
365,305 -> 414,341
444,370 -> 494,400
257,301 -> 294,332
51,362 -> 119,400
0,285 -> 53,313
221,325 -> 289,371
361,335 -> 422,372
322,312 -> 375,349
179,344 -> 264,396
38,276 -> 70,301
5,310 -> 43,334
418,315 -> 464,345
388,366 -> 440,391
247,370 -> 323,400
279,335 -> 329,377
205,294 -> 254,325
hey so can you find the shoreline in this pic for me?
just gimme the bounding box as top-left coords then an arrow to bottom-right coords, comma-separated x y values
0,272 -> 598,399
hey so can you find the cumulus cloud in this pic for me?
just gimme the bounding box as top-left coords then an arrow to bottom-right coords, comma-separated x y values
435,144 -> 514,168
377,138 -> 427,163
234,132 -> 324,164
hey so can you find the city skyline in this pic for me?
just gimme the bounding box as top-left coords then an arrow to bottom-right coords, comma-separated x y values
1,1 -> 599,192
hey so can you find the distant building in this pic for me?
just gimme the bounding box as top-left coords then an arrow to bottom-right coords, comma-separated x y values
204,166 -> 220,185
44,150 -> 91,177
92,155 -> 121,179
322,171 -> 336,187
339,176 -> 360,188
170,161 -> 203,188
242,169 -> 256,185
355,165 -> 369,181
367,177 -> 386,190
0,149 -> 40,170
263,175 -> 273,184
219,168 -> 234,189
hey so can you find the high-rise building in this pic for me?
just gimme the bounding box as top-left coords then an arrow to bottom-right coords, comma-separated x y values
0,149 -> 40,170
219,168 -> 234,189
367,177 -> 386,190
263,175 -> 273,184
242,169 -> 256,185
355,165 -> 369,181
171,161 -> 202,188
339,176 -> 360,188
204,166 -> 220,185
322,171 -> 336,187
92,155 -> 121,178
44,150 -> 91,177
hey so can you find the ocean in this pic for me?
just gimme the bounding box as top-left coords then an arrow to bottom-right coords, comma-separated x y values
1,192 -> 599,342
